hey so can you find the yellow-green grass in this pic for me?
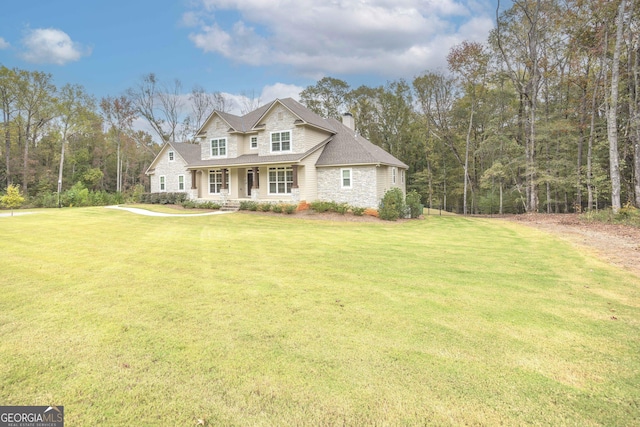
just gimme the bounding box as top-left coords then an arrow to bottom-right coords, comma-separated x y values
0,208 -> 638,426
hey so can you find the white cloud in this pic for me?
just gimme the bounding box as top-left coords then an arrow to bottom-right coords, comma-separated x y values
0,37 -> 10,49
185,0 -> 494,78
20,28 -> 91,65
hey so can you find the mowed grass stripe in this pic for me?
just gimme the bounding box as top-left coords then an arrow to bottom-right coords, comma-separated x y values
0,207 -> 638,426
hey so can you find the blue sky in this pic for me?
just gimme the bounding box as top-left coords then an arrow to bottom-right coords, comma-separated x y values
0,0 -> 500,112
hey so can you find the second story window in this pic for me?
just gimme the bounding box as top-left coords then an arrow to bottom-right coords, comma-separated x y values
270,131 -> 291,153
211,138 -> 227,157
250,136 -> 258,149
168,151 -> 175,161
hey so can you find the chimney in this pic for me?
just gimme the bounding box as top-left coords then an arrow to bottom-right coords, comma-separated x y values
341,112 -> 355,130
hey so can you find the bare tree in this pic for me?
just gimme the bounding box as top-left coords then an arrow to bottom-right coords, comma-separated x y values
127,73 -> 167,143
157,78 -> 184,143
100,95 -> 137,192
240,90 -> 262,115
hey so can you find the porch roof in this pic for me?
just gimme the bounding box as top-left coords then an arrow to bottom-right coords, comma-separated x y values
186,137 -> 331,169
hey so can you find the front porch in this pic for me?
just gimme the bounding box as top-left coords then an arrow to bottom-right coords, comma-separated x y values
186,164 -> 304,206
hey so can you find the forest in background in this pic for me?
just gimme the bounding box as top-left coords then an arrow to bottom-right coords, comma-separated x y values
1,0 -> 639,214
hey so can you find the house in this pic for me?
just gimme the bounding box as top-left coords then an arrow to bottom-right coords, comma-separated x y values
145,98 -> 408,208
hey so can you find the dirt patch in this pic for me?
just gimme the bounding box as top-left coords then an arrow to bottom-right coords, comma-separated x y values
497,214 -> 640,278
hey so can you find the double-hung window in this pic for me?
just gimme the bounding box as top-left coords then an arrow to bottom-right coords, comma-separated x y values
211,138 -> 227,157
159,175 -> 166,191
209,170 -> 222,194
341,168 -> 352,189
168,151 -> 175,161
268,167 -> 293,194
270,131 -> 291,153
250,136 -> 258,149
178,175 -> 185,191
392,167 -> 397,185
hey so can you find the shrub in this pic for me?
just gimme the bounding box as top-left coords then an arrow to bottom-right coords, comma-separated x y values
272,204 -> 283,213
182,200 -> 198,209
199,201 -> 221,210
259,202 -> 272,212
335,202 -> 349,215
239,201 -> 258,211
283,204 -> 297,215
378,188 -> 405,221
352,206 -> 366,216
405,190 -> 422,218
66,182 -> 90,207
1,184 -> 25,214
310,201 -> 332,213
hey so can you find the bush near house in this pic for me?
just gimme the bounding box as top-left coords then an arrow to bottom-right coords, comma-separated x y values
378,188 -> 406,221
405,190 -> 423,219
138,192 -> 188,205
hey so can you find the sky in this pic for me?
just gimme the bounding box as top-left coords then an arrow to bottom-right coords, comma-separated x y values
0,0 -> 501,114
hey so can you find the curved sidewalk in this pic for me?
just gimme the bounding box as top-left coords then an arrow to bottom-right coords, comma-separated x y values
105,205 -> 232,217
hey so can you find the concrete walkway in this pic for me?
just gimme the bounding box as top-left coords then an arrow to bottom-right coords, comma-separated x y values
0,211 -> 36,218
105,205 -> 233,217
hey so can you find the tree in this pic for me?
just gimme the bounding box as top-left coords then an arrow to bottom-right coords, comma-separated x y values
447,41 -> 490,214
55,84 -> 96,206
493,0 -> 546,212
187,85 -> 225,140
100,95 -> 136,192
1,183 -> 24,215
300,77 -> 350,119
127,73 -> 168,143
0,66 -> 19,187
15,69 -> 56,194
607,0 -> 628,213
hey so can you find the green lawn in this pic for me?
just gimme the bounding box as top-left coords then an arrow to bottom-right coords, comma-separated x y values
1,207 -> 638,426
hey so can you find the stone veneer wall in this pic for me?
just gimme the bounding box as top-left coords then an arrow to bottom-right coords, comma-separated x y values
150,149 -> 191,194
316,166 -> 378,208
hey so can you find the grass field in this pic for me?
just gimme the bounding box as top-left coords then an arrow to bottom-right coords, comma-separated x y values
1,207 -> 639,426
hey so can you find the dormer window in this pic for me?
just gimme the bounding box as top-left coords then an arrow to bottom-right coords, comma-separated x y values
211,138 -> 227,157
168,151 -> 175,162
270,131 -> 291,153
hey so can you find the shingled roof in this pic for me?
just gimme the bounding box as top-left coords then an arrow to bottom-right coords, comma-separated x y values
190,98 -> 407,169
171,142 -> 202,164
316,118 -> 408,168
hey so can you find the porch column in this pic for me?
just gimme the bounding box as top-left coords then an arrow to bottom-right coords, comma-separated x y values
222,168 -> 228,190
292,164 -> 299,189
252,167 -> 259,189
191,170 -> 197,189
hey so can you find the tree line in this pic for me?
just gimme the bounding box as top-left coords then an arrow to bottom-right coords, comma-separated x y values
1,0 -> 638,214
0,68 -> 228,206
300,0 -> 639,214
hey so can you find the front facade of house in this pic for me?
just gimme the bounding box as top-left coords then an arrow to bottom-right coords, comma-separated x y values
146,98 -> 408,208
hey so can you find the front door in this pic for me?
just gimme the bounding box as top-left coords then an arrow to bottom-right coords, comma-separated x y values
247,170 -> 253,196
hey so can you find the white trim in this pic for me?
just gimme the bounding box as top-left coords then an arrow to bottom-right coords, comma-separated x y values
270,130 -> 292,153
178,174 -> 185,191
341,168 -> 352,189
267,166 -> 293,195
208,169 -> 231,194
159,175 -> 166,192
210,137 -> 227,158
250,136 -> 258,150
392,167 -> 397,185
168,150 -> 175,162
